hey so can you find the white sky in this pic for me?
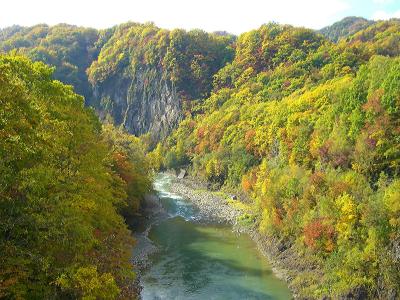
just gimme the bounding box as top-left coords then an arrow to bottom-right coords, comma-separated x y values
372,9 -> 400,19
0,0 -> 397,34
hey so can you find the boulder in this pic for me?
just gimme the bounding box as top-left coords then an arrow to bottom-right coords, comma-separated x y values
177,169 -> 186,179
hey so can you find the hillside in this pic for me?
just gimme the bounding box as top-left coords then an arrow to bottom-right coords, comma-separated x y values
87,22 -> 234,139
319,16 -> 374,42
0,23 -> 234,140
0,24 -> 106,101
156,20 -> 400,298
0,55 -> 152,298
2,18 -> 397,142
1,17 -> 400,298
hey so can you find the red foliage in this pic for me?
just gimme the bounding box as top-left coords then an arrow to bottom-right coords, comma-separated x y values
112,151 -> 134,183
93,228 -> 102,238
304,218 -> 335,252
197,127 -> 206,139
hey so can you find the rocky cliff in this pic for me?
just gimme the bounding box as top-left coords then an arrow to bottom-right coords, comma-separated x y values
0,22 -> 235,140
87,22 -> 235,140
92,67 -> 182,139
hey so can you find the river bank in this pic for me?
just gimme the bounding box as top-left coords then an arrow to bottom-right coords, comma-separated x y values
167,172 -> 320,299
135,173 -> 293,299
131,193 -> 166,297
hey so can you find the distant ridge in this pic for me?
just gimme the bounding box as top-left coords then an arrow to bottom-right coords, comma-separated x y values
319,16 -> 374,42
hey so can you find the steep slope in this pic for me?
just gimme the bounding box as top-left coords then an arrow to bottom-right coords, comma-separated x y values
0,24 -> 110,101
0,23 -> 234,140
87,22 -> 234,140
157,20 -> 400,298
0,55 -> 152,299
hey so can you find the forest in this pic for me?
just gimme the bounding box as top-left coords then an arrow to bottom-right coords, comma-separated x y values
0,55 -> 152,298
157,19 -> 400,298
0,16 -> 399,299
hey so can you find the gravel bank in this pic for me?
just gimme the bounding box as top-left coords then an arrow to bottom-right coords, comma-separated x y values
169,178 -> 242,224
131,193 -> 168,297
168,173 -> 318,299
132,172 -> 319,299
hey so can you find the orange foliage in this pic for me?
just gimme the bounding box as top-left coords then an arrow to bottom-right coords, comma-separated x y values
363,89 -> 384,114
242,168 -> 258,193
209,124 -> 224,151
304,218 -> 335,252
242,176 -> 252,192
245,129 -> 256,153
197,127 -> 206,139
286,200 -> 299,220
330,181 -> 350,198
273,208 -> 283,227
310,171 -> 325,187
112,151 -> 135,183
194,140 -> 208,154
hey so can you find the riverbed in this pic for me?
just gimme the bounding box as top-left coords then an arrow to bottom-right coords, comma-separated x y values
140,173 -> 292,299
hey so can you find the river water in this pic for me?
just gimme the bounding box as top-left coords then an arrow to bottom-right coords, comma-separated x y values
141,173 -> 292,300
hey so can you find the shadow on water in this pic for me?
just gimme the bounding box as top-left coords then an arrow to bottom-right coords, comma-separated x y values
151,217 -> 273,277
141,174 -> 292,300
143,216 -> 290,299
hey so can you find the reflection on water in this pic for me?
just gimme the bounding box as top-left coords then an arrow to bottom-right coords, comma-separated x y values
141,174 -> 292,300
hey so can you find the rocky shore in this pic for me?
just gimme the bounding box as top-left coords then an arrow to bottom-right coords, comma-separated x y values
131,193 -> 167,297
132,172 -> 321,299
168,173 -> 318,299
169,178 -> 242,224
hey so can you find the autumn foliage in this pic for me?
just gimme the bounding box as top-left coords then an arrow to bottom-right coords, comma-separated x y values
161,20 -> 400,298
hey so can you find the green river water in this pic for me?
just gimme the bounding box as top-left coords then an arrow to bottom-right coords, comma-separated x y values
141,173 -> 292,299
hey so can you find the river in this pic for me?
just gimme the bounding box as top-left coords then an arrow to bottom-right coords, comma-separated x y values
140,173 -> 292,299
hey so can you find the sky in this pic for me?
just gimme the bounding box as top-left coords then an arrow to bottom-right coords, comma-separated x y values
1,0 -> 399,34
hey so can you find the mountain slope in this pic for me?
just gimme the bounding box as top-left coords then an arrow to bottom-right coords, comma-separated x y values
1,17 -> 400,299
319,16 -> 374,42
0,55 -> 152,299
0,23 -> 234,140
0,24 -> 109,101
87,22 -> 234,139
157,20 -> 400,298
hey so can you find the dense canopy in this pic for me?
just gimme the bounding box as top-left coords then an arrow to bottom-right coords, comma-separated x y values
0,55 -> 151,299
1,17 -> 400,299
158,20 -> 400,298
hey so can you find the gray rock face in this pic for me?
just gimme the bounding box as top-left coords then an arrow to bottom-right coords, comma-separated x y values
92,67 -> 182,139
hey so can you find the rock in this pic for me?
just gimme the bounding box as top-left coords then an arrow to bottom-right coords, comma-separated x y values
166,173 -> 308,299
91,66 -> 182,140
177,169 -> 186,179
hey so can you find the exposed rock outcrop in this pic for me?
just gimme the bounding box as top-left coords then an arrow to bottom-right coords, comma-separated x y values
92,67 -> 182,139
